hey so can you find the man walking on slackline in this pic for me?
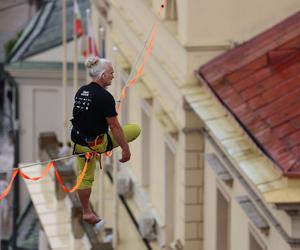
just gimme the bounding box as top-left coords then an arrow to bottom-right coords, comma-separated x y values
71,56 -> 141,225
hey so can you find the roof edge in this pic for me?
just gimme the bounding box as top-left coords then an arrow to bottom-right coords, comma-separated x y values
6,60 -> 85,71
182,81 -> 300,203
195,70 -> 285,172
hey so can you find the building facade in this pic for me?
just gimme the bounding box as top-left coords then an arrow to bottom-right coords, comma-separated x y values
5,0 -> 300,249
90,0 -> 300,249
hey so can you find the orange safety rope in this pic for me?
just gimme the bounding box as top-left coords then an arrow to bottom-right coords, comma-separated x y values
116,0 -> 167,113
116,24 -> 158,113
105,0 -> 166,157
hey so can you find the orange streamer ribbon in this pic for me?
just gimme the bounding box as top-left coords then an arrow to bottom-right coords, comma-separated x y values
0,169 -> 19,201
0,152 -> 93,201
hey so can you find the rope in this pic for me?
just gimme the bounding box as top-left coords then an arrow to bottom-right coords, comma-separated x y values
0,152 -> 86,174
106,0 -> 167,157
116,0 -> 167,113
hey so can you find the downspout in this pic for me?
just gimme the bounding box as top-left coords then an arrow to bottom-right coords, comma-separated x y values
12,76 -> 19,250
2,65 -> 20,249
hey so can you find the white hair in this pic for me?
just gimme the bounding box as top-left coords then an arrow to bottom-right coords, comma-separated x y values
85,56 -> 112,79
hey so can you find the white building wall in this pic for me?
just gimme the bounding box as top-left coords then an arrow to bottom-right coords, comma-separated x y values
18,77 -> 76,163
8,66 -> 85,212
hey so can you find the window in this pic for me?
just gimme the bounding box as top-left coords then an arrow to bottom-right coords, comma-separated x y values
205,153 -> 233,187
165,0 -> 177,20
216,189 -> 230,250
249,231 -> 266,250
120,73 -> 129,125
236,196 -> 269,235
141,99 -> 151,187
164,138 -> 176,245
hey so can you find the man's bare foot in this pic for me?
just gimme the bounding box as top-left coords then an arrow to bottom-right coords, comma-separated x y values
82,212 -> 101,225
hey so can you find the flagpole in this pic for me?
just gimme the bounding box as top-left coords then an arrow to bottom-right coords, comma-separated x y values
86,9 -> 91,57
112,46 -> 119,249
99,26 -> 106,220
73,0 -> 78,96
99,26 -> 105,58
85,8 -> 91,83
86,7 -> 99,57
62,0 -> 67,146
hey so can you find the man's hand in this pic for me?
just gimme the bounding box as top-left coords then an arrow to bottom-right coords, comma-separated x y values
120,148 -> 131,162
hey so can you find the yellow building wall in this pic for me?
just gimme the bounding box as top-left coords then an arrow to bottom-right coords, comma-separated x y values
92,0 -> 300,249
176,0 -> 300,45
204,139 -> 295,250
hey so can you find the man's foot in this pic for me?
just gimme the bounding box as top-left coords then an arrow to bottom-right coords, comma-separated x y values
82,212 -> 101,225
95,218 -> 106,232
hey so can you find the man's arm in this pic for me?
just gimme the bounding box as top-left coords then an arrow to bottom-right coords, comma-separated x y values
106,116 -> 131,162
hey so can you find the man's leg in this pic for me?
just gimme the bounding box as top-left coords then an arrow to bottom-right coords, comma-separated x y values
73,124 -> 141,154
108,124 -> 141,149
72,124 -> 141,224
76,156 -> 100,224
77,188 -> 100,224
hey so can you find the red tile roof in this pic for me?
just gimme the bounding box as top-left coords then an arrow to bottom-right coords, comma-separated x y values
196,11 -> 300,176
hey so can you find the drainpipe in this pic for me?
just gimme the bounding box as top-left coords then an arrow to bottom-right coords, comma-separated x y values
12,76 -> 19,250
112,46 -> 120,249
2,66 -> 20,250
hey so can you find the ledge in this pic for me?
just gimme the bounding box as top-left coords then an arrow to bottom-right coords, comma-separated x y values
205,153 -> 233,186
236,196 -> 270,235
182,84 -> 300,203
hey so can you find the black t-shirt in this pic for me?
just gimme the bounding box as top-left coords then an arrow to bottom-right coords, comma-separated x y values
71,82 -> 117,141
